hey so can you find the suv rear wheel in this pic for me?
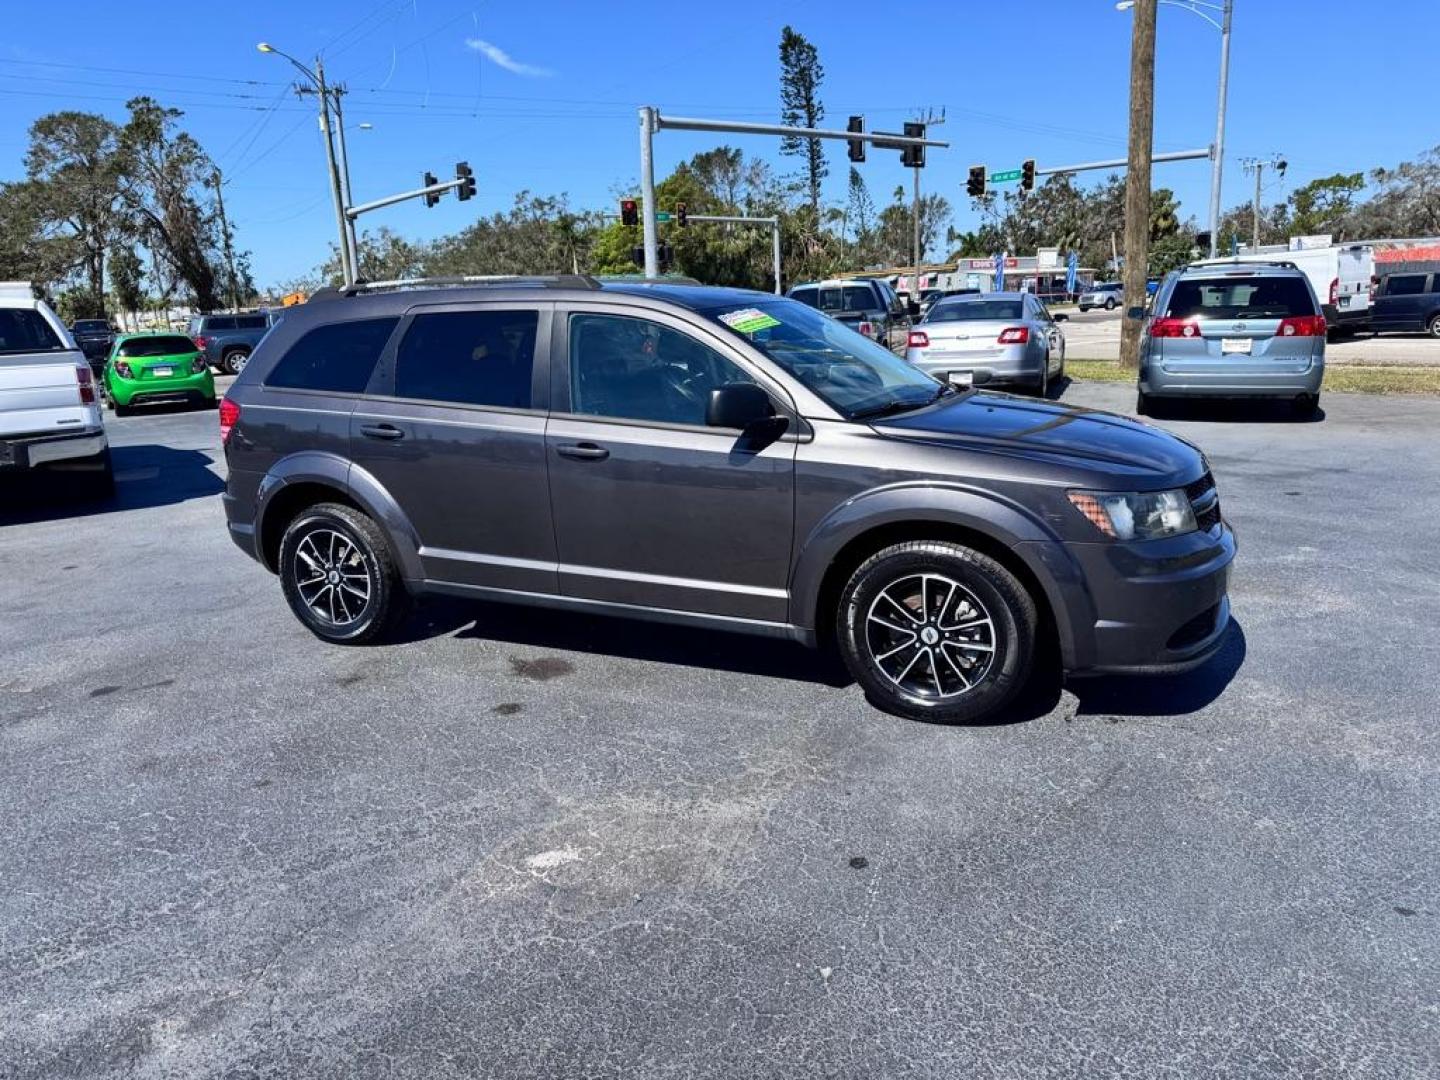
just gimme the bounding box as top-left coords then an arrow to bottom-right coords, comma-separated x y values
1104,296 -> 1118,311
222,348 -> 250,376
278,503 -> 409,645
837,541 -> 1037,723
1427,314 -> 1440,339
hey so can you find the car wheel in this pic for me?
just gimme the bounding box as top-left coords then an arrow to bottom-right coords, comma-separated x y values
72,447 -> 114,501
1428,314 -> 1440,339
1036,356 -> 1050,397
1078,305 -> 1089,313
1136,390 -> 1150,416
112,401 -> 132,417
837,541 -> 1037,724
1104,297 -> 1117,311
222,349 -> 250,376
1293,394 -> 1320,419
278,502 -> 409,645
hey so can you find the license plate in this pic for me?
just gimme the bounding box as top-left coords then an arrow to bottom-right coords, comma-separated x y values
947,371 -> 973,387
1220,338 -> 1251,355
152,366 -> 175,377
1338,296 -> 1351,308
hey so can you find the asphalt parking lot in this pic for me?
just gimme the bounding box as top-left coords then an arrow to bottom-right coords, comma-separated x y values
3,382 -> 1437,1078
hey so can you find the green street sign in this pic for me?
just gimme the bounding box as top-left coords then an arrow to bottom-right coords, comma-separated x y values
655,211 -> 672,222
990,169 -> 1022,183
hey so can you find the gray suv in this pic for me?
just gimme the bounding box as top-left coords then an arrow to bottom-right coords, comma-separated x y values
1138,261 -> 1325,417
220,276 -> 1235,724
188,311 -> 281,375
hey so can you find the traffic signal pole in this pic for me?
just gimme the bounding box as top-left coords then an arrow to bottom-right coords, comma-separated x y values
637,108 -> 948,280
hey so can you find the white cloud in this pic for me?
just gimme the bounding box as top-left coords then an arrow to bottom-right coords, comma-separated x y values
464,38 -> 553,78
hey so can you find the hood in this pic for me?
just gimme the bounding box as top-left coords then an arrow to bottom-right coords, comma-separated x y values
873,390 -> 1205,487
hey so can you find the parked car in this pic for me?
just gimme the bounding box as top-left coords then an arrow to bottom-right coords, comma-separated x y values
103,332 -> 216,416
1367,271 -> 1440,337
70,318 -> 116,372
786,278 -> 914,350
1077,282 -> 1124,311
918,287 -> 980,319
1195,245 -> 1374,339
220,277 -> 1233,725
187,311 -> 278,375
904,292 -> 1066,396
1137,260 -> 1325,417
0,283 -> 112,498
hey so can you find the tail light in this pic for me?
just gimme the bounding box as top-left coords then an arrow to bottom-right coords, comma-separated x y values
1150,318 -> 1201,338
193,335 -> 210,351
997,327 -> 1029,344
908,330 -> 930,348
857,320 -> 875,339
191,355 -> 208,374
1328,277 -> 1338,305
219,397 -> 240,446
75,365 -> 95,405
1277,315 -> 1326,337
115,360 -> 134,379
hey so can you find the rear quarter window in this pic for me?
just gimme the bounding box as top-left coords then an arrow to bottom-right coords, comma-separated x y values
235,315 -> 268,329
789,287 -> 819,308
205,316 -> 239,332
1166,276 -> 1316,319
0,308 -> 65,355
264,318 -> 398,394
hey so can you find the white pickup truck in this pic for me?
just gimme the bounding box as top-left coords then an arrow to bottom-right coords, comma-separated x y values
0,282 -> 113,498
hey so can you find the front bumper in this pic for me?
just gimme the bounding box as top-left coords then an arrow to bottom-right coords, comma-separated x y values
110,369 -> 216,407
1141,358 -> 1324,399
1023,521 -> 1237,675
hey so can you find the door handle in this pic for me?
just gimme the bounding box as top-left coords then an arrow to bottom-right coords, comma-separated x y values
555,442 -> 609,461
360,423 -> 405,441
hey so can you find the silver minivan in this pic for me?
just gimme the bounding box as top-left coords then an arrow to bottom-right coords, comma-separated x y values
1138,262 -> 1325,417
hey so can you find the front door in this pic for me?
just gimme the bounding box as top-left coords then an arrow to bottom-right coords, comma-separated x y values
349,301 -> 557,595
546,306 -> 796,623
1373,274 -> 1427,331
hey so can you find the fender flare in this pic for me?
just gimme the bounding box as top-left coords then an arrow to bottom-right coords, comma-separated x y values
788,482 -> 1094,668
254,452 -> 424,581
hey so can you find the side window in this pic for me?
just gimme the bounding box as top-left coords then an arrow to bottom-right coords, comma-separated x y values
790,287 -> 818,309
569,313 -> 755,427
207,316 -> 239,332
265,317 -> 397,394
1386,274 -> 1426,296
1429,276 -> 1440,294
236,315 -> 268,330
394,309 -> 538,408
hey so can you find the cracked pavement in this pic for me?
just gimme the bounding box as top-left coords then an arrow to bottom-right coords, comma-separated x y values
1,384 -> 1437,1078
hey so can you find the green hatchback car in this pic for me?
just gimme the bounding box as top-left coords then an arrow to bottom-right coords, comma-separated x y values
103,332 -> 216,415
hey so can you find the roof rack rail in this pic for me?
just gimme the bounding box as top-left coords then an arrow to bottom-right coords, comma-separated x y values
1185,258 -> 1298,272
308,274 -> 602,302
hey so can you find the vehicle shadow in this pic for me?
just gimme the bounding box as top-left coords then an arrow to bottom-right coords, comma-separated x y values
1067,617 -> 1247,718
1148,399 -> 1325,424
425,597 -> 853,688
0,444 -> 223,526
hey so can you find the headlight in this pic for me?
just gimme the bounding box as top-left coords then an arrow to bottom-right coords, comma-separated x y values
1067,489 -> 1196,540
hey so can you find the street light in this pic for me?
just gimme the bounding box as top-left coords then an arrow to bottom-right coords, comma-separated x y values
257,42 -> 356,285
1117,0 -> 1232,258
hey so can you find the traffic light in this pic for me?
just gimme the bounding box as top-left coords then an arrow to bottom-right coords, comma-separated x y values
631,245 -> 644,267
422,171 -> 440,208
847,115 -> 865,163
1021,158 -> 1036,192
966,165 -> 987,198
901,122 -> 926,168
657,242 -> 673,272
676,202 -> 688,227
620,198 -> 638,227
455,161 -> 476,201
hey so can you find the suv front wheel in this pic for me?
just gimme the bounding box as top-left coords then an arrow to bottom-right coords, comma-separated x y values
278,503 -> 409,645
837,541 -> 1037,723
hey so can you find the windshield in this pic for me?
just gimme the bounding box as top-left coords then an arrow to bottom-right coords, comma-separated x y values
1166,277 -> 1316,320
927,299 -> 1023,323
73,320 -> 110,333
704,299 -> 944,419
806,285 -> 877,314
117,335 -> 197,357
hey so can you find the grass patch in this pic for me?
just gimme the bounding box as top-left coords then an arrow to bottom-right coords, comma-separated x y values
1066,359 -> 1440,396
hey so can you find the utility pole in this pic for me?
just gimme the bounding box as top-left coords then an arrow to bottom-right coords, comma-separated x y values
211,168 -> 240,310
912,109 -> 944,304
313,57 -> 354,287
1240,155 -> 1286,252
1207,0 -> 1233,258
1119,0 -> 1156,371
638,107 -> 659,277
329,85 -> 361,279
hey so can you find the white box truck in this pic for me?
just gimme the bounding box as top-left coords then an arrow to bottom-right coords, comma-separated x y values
1195,245 -> 1374,338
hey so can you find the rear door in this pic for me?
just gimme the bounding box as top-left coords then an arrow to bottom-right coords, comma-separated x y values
348,300 -> 556,595
545,303 -> 796,622
1372,274 -> 1427,330
1156,273 -> 1322,373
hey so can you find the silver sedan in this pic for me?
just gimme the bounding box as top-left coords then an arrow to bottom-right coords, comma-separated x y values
904,292 -> 1066,396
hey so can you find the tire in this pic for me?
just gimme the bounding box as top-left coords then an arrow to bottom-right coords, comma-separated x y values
1428,314 -> 1440,339
277,506 -> 411,648
1292,394 -> 1320,419
1035,356 -> 1050,398
278,502 -> 410,645
1078,305 -> 1090,313
112,401 -> 132,417
1136,390 -> 1150,416
222,348 -> 250,376
1104,297 -> 1117,311
73,447 -> 114,501
837,540 -> 1038,724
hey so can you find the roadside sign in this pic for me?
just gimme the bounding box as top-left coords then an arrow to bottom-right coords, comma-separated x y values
655,211 -> 672,223
990,169 -> 1022,183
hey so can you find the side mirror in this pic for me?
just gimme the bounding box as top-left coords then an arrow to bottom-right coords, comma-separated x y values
706,382 -> 774,430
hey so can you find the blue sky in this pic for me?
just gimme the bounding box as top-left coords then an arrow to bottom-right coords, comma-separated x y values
2,0 -> 1435,287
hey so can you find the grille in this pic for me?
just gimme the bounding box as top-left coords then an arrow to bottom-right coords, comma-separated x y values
1185,471 -> 1222,532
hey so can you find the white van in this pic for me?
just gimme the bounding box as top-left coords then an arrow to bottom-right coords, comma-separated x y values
0,283 -> 112,498
1194,245 -> 1374,338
